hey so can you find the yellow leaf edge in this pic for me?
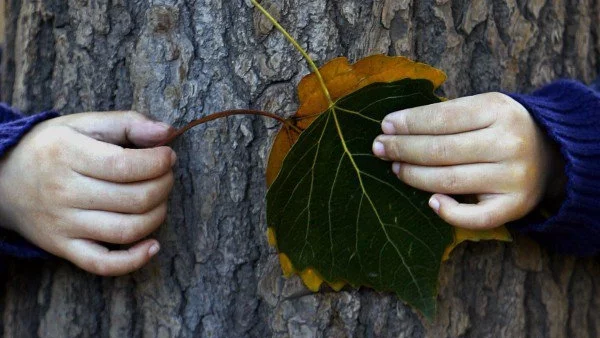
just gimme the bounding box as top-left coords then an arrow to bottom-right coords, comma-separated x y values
267,228 -> 353,292
268,225 -> 513,293
442,226 -> 513,261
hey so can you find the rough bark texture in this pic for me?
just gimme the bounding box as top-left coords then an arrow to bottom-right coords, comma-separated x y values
0,0 -> 599,337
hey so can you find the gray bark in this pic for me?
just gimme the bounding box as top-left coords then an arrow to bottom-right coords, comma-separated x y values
1,0 -> 599,337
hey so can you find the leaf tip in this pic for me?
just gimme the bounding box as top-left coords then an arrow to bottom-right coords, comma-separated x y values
420,304 -> 436,323
278,253 -> 295,277
266,227 -> 277,247
300,268 -> 324,292
441,246 -> 453,262
328,280 -> 346,292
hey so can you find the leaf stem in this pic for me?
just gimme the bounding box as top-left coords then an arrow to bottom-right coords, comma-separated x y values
156,109 -> 302,146
251,0 -> 333,106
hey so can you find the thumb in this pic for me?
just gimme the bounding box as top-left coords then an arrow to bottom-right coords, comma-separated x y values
63,111 -> 174,147
428,193 -> 517,230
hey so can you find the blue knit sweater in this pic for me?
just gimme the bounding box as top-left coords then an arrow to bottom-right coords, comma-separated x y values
0,80 -> 599,258
507,80 -> 600,255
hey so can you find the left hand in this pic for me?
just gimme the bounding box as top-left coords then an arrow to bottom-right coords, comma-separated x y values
0,111 -> 176,276
372,92 -> 562,229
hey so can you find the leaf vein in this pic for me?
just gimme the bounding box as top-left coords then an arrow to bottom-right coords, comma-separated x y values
331,106 -> 424,300
328,152 -> 346,276
358,170 -> 442,240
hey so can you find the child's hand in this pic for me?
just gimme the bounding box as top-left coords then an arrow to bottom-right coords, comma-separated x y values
0,111 -> 176,276
372,92 -> 562,229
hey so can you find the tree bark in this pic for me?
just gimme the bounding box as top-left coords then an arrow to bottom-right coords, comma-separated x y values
1,0 -> 599,337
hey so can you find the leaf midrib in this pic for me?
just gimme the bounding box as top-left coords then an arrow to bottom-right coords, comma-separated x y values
329,105 -> 423,298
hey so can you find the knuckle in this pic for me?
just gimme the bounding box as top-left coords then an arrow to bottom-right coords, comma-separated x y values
36,133 -> 67,163
430,111 -> 449,131
503,106 -> 530,126
511,164 -> 530,183
134,178 -> 170,213
510,193 -> 529,213
117,225 -> 138,244
484,92 -> 509,105
156,148 -> 174,172
430,140 -> 450,161
123,110 -> 145,121
132,190 -> 155,213
385,140 -> 402,159
396,164 -> 412,182
515,194 -> 536,218
484,92 -> 517,111
165,171 -> 175,190
109,150 -> 131,174
50,181 -> 71,203
158,203 -> 169,223
391,112 -> 409,134
440,172 -> 460,192
149,204 -> 169,230
504,135 -> 527,157
43,140 -> 63,161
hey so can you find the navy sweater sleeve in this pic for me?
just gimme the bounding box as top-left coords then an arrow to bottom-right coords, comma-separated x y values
507,80 -> 600,256
0,103 -> 59,258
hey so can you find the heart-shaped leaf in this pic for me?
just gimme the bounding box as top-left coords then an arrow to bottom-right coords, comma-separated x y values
267,78 -> 453,319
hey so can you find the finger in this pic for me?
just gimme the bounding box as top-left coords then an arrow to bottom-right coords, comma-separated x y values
66,131 -> 176,183
68,202 -> 168,244
69,172 -> 174,214
394,163 -> 509,194
428,193 -> 519,229
63,111 -> 174,147
381,95 -> 497,135
63,238 -> 160,276
373,129 -> 499,165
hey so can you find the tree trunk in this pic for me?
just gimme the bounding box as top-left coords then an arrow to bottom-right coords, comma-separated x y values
1,0 -> 599,337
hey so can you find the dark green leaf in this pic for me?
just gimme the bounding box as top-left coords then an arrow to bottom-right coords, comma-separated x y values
267,78 -> 453,319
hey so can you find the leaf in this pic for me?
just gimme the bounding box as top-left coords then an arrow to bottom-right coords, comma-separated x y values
267,76 -> 453,319
253,0 -> 512,319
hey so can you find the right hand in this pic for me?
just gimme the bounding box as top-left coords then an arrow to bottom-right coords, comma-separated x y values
0,111 -> 176,276
372,92 -> 563,229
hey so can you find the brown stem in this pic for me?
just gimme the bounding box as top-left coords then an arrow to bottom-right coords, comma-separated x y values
156,109 -> 301,146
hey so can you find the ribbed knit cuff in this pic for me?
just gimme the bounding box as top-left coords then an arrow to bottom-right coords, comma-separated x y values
506,80 -> 600,256
0,106 -> 59,259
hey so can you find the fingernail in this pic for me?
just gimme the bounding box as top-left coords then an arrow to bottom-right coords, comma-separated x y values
170,151 -> 177,166
148,243 -> 160,256
372,141 -> 385,157
429,197 -> 440,213
392,162 -> 401,175
382,120 -> 395,134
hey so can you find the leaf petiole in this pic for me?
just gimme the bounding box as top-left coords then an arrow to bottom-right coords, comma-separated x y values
157,109 -> 302,146
251,0 -> 333,106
